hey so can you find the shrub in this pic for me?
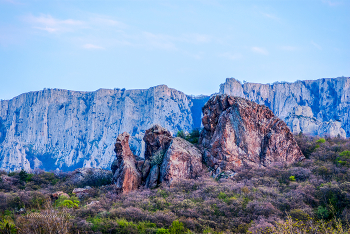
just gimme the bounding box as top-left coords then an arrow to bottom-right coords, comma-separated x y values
289,176 -> 296,181
316,138 -> 326,144
169,220 -> 185,234
55,195 -> 79,209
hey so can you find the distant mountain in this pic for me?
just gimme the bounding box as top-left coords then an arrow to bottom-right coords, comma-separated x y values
0,77 -> 348,171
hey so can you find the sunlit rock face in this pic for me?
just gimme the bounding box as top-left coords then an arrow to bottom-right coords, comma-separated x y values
219,77 -> 349,138
0,77 -> 348,172
199,95 -> 304,175
0,86 -> 207,171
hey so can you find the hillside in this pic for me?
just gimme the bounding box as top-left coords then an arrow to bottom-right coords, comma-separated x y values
0,135 -> 349,233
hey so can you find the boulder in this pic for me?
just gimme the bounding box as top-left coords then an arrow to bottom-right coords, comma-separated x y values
160,137 -> 204,184
70,168 -> 113,186
72,186 -> 91,198
111,132 -> 141,193
199,95 -> 304,176
51,191 -> 70,200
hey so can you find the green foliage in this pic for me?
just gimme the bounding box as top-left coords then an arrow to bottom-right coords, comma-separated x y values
157,228 -> 170,234
176,129 -> 200,144
169,220 -> 185,234
289,209 -> 310,221
55,195 -> 79,208
317,206 -> 330,219
150,149 -> 165,166
316,138 -> 326,144
19,169 -> 34,182
0,216 -> 17,234
289,175 -> 296,181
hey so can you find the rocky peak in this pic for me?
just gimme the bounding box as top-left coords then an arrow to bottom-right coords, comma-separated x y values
143,124 -> 173,161
111,132 -> 141,193
199,94 -> 304,177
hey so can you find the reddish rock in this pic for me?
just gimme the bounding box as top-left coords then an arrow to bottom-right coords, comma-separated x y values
51,191 -> 70,200
143,124 -> 173,161
199,95 -> 304,175
111,132 -> 141,193
141,125 -> 173,181
160,137 -> 204,185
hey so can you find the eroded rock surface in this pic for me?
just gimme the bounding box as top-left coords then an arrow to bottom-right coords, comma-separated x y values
111,132 -> 141,193
114,125 -> 206,189
199,95 -> 304,175
160,137 -> 203,184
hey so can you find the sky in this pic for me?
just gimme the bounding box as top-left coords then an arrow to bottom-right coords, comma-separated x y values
0,0 -> 349,100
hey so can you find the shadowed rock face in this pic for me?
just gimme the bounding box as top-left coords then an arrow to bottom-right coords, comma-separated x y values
160,137 -> 203,184
143,125 -> 173,161
111,132 -> 141,193
141,125 -> 204,188
199,95 -> 304,174
141,125 -> 173,182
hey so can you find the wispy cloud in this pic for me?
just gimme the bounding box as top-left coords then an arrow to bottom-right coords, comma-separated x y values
83,44 -> 104,49
183,33 -> 211,43
92,17 -> 127,28
311,40 -> 322,50
25,14 -> 84,33
219,52 -> 242,60
251,47 -> 268,55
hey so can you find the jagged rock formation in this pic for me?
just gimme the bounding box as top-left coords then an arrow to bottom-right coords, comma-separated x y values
111,132 -> 141,193
113,125 -> 204,190
219,77 -> 349,138
199,95 -> 305,176
0,77 -> 348,171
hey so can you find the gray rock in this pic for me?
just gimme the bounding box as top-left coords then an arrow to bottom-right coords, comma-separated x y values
145,165 -> 159,189
219,77 -> 349,138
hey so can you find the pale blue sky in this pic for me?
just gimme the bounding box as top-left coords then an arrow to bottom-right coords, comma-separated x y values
0,0 -> 349,100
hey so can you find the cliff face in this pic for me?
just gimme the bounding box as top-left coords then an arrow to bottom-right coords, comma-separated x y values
199,95 -> 304,177
0,86 -> 206,171
0,77 -> 348,171
219,77 -> 349,138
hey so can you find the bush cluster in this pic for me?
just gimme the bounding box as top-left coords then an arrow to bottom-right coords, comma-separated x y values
0,134 -> 349,233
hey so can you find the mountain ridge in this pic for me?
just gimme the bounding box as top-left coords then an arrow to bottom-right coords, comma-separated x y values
0,77 -> 348,171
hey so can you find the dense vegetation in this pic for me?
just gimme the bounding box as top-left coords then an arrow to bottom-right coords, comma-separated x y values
0,134 -> 349,233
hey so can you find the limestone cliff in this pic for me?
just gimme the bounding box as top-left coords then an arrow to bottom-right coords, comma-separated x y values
0,77 -> 348,171
0,86 -> 205,171
219,77 -> 349,138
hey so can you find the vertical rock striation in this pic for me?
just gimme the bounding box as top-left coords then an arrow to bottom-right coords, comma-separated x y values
0,77 -> 348,171
219,77 -> 349,138
111,132 -> 141,193
199,95 -> 304,176
0,86 -> 206,171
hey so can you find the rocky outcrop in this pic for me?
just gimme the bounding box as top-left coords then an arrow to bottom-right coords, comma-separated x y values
142,125 -> 204,188
160,137 -> 203,184
114,125 -> 204,190
219,77 -> 349,138
111,132 -> 141,193
199,95 -> 304,176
